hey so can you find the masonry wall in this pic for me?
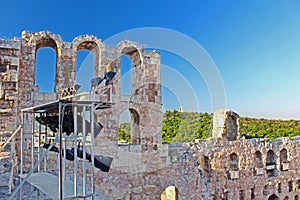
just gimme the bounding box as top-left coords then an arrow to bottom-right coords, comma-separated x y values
1,31 -> 299,200
192,110 -> 300,200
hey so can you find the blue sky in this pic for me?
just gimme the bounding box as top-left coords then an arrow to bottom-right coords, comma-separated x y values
1,0 -> 300,119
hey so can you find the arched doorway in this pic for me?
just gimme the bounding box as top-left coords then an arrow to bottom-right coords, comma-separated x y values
118,108 -> 140,144
161,186 -> 178,200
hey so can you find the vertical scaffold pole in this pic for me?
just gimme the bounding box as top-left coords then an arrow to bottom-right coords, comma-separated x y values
44,118 -> 47,172
82,106 -> 87,197
20,112 -> 24,175
73,105 -> 78,198
38,114 -> 41,172
91,103 -> 95,198
59,102 -> 63,200
31,113 -> 35,169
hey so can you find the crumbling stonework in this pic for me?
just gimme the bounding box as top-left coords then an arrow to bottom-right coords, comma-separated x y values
0,31 -> 299,200
192,130 -> 300,200
212,109 -> 240,141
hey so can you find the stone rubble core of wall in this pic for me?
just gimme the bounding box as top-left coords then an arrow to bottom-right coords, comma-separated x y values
0,31 -> 299,199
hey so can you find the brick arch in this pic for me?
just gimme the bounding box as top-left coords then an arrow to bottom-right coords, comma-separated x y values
72,35 -> 104,78
23,30 -> 63,50
117,40 -> 142,56
21,31 -> 64,93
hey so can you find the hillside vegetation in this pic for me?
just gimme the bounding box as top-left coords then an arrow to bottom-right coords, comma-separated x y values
118,110 -> 300,142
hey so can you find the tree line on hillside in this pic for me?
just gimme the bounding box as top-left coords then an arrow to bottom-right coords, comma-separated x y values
118,110 -> 300,142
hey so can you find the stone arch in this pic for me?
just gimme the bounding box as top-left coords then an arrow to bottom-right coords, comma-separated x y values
72,35 -> 104,79
295,195 -> 299,200
117,40 -> 143,57
24,30 -> 63,49
229,152 -> 239,171
284,196 -> 289,200
254,151 -> 263,168
160,185 -> 179,200
24,31 -> 63,93
118,107 -> 140,144
268,194 -> 279,200
117,40 -> 144,97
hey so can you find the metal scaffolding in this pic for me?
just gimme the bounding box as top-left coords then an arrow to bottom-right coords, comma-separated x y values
10,85 -> 113,200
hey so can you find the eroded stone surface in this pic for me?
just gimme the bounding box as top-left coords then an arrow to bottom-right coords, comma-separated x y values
0,31 -> 299,200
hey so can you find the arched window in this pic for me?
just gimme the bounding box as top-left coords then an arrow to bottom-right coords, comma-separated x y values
254,151 -> 263,168
266,150 -> 276,166
119,46 -> 141,97
280,148 -> 289,171
229,153 -> 239,171
161,186 -> 178,200
76,49 -> 94,92
120,54 -> 132,95
35,47 -> 56,92
118,109 -> 131,144
295,195 -> 299,200
280,148 -> 288,163
118,108 -> 140,144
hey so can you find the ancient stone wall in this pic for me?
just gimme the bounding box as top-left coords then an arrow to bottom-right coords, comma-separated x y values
0,38 -> 20,134
192,110 -> 300,200
1,31 -> 299,200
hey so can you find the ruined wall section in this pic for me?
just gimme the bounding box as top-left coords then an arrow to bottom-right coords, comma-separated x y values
0,38 -> 20,136
94,41 -> 162,157
0,31 -> 209,199
93,142 -> 209,200
212,109 -> 240,141
192,128 -> 300,200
